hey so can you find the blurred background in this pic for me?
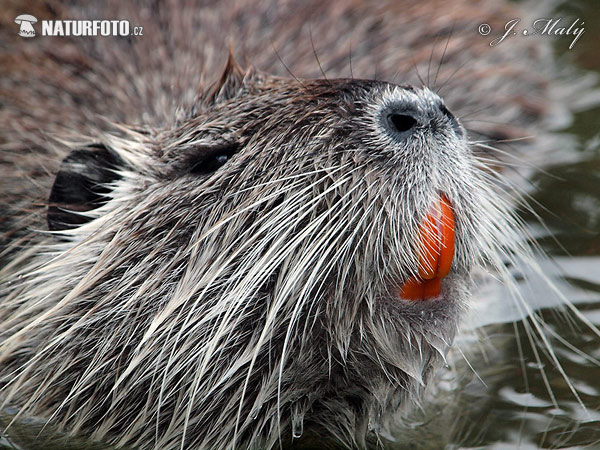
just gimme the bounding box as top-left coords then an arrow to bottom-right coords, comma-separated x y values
450,0 -> 600,448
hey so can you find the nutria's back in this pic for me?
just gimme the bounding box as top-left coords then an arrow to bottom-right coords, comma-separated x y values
0,1 -> 578,449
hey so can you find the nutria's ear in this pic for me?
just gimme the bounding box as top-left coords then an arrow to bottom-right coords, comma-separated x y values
48,144 -> 124,231
206,49 -> 248,103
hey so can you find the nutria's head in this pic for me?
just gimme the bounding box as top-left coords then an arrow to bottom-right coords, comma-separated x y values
0,64 -> 511,449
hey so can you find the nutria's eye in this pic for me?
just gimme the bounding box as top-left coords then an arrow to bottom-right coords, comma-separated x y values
187,143 -> 240,175
388,114 -> 417,133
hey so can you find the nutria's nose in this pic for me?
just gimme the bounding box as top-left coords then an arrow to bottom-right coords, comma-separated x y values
380,97 -> 463,141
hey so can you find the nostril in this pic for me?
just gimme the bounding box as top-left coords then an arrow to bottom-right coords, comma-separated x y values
379,102 -> 421,141
388,114 -> 417,133
439,104 -> 463,137
440,105 -> 452,118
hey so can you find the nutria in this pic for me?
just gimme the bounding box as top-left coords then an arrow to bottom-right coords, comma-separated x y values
0,0 -> 586,449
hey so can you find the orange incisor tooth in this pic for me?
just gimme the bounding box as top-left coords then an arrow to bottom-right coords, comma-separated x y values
400,194 -> 455,301
438,195 -> 455,278
417,211 -> 440,280
422,277 -> 442,298
400,277 -> 425,300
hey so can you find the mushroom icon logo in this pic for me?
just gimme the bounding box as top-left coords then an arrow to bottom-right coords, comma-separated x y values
15,14 -> 37,38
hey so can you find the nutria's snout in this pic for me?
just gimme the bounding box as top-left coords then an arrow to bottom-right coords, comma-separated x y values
373,89 -> 463,301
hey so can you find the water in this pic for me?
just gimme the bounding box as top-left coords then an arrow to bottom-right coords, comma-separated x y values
456,119 -> 600,445
443,0 -> 600,445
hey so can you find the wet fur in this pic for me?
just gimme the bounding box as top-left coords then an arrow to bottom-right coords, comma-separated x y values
0,0 -> 588,449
